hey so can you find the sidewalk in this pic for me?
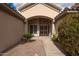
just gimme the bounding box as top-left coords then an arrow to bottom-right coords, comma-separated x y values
2,36 -> 65,56
36,36 -> 65,56
2,40 -> 46,56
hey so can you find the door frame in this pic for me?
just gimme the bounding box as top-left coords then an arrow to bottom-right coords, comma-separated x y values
39,24 -> 49,36
29,24 -> 38,36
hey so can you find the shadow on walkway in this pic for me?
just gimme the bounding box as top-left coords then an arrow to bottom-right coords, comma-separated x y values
53,41 -> 68,56
0,39 -> 36,56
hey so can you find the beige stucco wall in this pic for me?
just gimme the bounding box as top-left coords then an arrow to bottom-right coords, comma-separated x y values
21,4 -> 59,35
55,18 -> 64,34
0,11 -> 24,53
21,4 -> 59,20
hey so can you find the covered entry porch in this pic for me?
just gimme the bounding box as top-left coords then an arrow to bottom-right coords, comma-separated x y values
25,16 -> 55,36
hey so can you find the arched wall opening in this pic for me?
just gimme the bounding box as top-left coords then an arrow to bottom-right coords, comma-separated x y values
25,16 -> 54,36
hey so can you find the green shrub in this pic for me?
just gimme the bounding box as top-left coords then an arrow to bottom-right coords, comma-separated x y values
22,33 -> 34,42
57,13 -> 79,55
51,34 -> 58,42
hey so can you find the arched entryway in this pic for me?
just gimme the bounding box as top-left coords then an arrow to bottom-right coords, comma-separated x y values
26,16 -> 53,36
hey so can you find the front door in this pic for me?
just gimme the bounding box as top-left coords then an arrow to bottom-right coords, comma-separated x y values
40,25 -> 49,36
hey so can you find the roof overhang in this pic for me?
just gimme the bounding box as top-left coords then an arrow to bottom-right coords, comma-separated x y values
55,8 -> 79,23
18,3 -> 62,12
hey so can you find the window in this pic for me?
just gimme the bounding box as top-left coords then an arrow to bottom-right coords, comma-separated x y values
30,25 -> 37,34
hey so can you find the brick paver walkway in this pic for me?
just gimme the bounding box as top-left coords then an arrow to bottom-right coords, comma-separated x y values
32,36 -> 65,56
2,40 -> 46,56
2,36 -> 65,56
